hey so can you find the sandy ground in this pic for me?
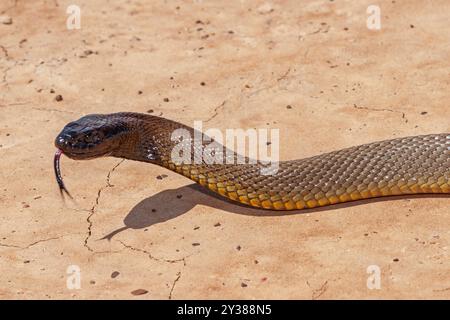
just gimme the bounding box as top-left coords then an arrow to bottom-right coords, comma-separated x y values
0,0 -> 449,299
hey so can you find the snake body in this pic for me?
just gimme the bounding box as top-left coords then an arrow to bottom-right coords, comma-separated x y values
55,112 -> 450,210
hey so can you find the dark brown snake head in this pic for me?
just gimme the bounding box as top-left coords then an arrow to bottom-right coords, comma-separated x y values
54,113 -> 131,198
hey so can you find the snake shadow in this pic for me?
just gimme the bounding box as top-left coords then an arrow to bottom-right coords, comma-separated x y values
102,183 -> 449,240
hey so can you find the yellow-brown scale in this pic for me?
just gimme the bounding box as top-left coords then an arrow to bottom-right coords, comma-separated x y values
159,134 -> 449,210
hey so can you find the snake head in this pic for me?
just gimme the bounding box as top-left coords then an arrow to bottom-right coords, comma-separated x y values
55,114 -> 129,160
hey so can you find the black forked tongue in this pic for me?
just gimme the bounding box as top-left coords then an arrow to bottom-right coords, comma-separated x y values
54,149 -> 73,199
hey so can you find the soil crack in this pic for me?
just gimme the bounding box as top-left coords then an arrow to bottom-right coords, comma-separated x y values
84,159 -> 125,251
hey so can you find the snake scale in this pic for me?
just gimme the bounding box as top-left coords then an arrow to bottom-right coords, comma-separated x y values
54,112 -> 450,210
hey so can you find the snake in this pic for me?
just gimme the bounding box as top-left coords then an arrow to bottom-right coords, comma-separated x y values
54,112 -> 450,210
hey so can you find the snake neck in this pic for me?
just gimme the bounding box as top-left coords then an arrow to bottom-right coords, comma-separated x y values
110,113 -> 255,174
110,113 -> 208,165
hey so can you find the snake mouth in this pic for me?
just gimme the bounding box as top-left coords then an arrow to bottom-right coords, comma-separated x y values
60,149 -> 112,160
54,149 -> 73,199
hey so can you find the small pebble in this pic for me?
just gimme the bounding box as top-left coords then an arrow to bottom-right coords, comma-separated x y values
131,289 -> 148,296
111,271 -> 120,279
163,97 -> 169,102
241,282 -> 248,288
55,95 -> 63,102
257,3 -> 274,14
393,258 -> 399,262
214,222 -> 221,227
192,242 -> 200,246
176,194 -> 182,199
0,15 -> 12,25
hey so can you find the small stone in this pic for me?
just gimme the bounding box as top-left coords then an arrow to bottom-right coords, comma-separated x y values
257,3 -> 274,14
0,15 -> 12,25
286,105 -> 292,109
138,90 -> 143,95
393,258 -> 399,262
84,49 -> 94,56
23,260 -> 30,264
131,289 -> 148,295
200,82 -> 206,86
156,174 -> 168,180
147,109 -> 154,113
90,280 -> 95,285
214,222 -> 221,227
241,282 -> 248,287
420,111 -> 427,115
111,271 -> 120,278
192,242 -> 200,246
163,97 -> 169,102
55,95 -> 63,102
176,194 -> 182,199
236,245 -> 241,251
50,89 -> 55,93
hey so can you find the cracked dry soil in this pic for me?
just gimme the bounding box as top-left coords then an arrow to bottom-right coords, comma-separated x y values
0,0 -> 449,299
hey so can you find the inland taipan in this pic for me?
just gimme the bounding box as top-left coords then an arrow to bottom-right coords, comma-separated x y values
54,112 -> 450,210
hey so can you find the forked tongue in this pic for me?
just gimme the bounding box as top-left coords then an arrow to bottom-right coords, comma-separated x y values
54,149 -> 73,199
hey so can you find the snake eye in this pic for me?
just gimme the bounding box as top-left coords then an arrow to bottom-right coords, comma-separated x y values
83,131 -> 102,144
